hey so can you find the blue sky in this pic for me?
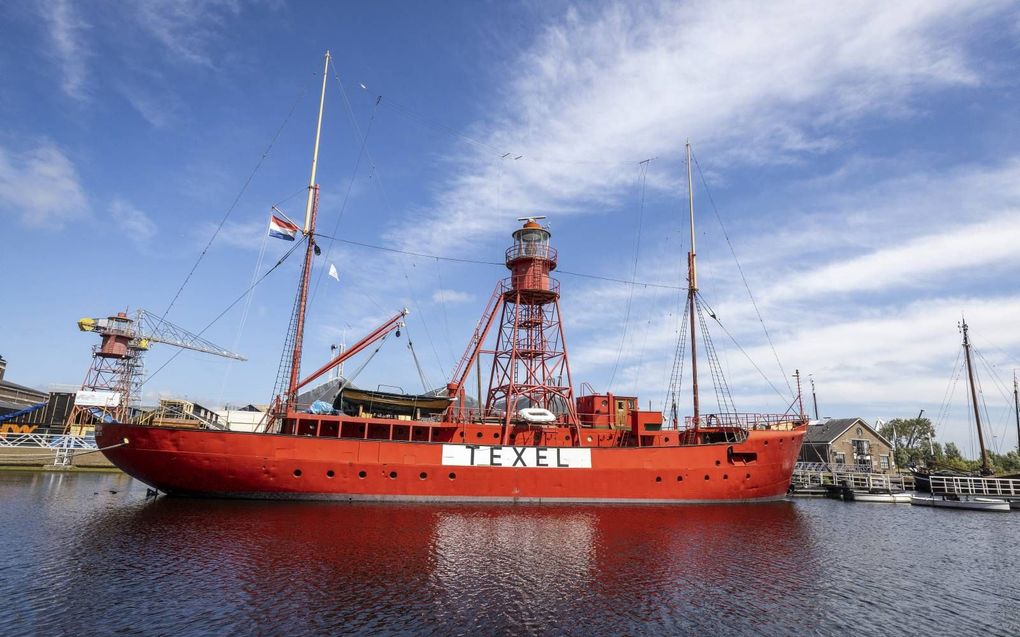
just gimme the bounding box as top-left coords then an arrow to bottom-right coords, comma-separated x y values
2,1 -> 1019,458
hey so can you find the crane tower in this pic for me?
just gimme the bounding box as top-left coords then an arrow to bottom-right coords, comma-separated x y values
67,310 -> 244,432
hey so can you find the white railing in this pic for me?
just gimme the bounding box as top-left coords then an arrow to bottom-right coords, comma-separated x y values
792,462 -> 913,490
795,462 -> 874,474
0,432 -> 97,449
930,475 -> 1020,497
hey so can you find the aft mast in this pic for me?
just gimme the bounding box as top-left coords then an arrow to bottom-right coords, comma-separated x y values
961,318 -> 991,475
286,50 -> 331,409
1014,371 -> 1019,455
686,141 -> 701,434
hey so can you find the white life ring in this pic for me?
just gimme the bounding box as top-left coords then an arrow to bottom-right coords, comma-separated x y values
518,407 -> 556,423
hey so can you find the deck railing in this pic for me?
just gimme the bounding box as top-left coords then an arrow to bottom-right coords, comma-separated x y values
0,432 -> 97,449
930,474 -> 1020,497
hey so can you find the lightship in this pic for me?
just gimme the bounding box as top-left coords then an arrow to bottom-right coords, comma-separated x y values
98,52 -> 807,502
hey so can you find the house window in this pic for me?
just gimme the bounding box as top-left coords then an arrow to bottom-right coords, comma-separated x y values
880,455 -> 890,469
834,452 -> 846,464
851,439 -> 870,456
857,427 -> 863,437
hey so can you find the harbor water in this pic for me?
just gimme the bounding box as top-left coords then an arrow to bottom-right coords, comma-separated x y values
2,472 -> 1018,636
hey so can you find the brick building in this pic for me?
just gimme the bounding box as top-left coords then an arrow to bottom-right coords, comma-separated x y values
799,417 -> 896,474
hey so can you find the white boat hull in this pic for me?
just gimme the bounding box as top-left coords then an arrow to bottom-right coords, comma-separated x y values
910,495 -> 1010,512
853,492 -> 912,504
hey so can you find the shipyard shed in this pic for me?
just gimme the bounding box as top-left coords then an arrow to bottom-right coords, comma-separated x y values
0,355 -> 49,416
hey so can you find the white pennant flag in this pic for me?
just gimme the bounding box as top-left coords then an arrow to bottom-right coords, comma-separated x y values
328,263 -> 340,282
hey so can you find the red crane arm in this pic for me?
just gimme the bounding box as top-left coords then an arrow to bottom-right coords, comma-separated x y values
295,309 -> 408,391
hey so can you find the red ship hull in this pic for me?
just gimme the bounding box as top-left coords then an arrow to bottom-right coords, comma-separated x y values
96,421 -> 805,503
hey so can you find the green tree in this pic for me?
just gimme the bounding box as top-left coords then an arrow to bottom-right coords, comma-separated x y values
878,417 -> 936,467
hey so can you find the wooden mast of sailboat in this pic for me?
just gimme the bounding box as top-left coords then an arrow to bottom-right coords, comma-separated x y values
961,317 -> 991,474
286,50 -> 331,408
1013,371 -> 1019,455
686,140 -> 701,434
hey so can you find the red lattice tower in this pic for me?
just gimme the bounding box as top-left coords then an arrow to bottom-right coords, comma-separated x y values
484,219 -> 577,427
66,312 -> 143,432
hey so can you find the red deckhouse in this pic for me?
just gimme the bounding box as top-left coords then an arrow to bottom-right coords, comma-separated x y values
97,52 -> 807,503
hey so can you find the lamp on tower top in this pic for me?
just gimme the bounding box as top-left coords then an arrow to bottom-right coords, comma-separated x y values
506,216 -> 557,299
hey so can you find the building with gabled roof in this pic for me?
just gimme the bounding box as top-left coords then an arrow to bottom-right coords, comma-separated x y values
799,417 -> 896,474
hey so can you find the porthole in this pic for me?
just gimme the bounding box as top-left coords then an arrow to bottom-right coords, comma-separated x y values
459,431 -> 465,438
448,472 -> 456,480
326,470 -> 335,478
476,431 -> 483,438
704,475 -> 710,480
723,474 -> 729,480
389,471 -> 397,479
655,476 -> 662,483
715,460 -> 721,466
764,441 -> 769,445
419,472 -> 428,480
664,437 -> 670,443
676,476 -> 683,482
293,469 -> 302,477
745,473 -> 751,479
358,471 -> 367,479
493,432 -> 499,439
586,436 -> 593,442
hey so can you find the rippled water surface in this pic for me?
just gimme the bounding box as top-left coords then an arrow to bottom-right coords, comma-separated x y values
2,472 -> 1019,635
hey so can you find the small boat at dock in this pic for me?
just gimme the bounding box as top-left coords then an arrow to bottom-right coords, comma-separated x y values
849,489 -> 912,504
909,495 -> 1010,512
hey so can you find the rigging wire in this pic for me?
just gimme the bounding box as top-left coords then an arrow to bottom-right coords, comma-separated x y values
325,69 -> 448,383
432,257 -> 459,369
692,151 -> 793,399
697,293 -> 790,405
309,62 -> 382,307
402,323 -> 433,393
695,294 -> 736,414
974,347 -> 1016,453
401,258 -> 448,380
933,349 -> 964,437
156,75 -> 312,327
309,231 -> 688,291
139,239 -> 305,389
215,221 -> 271,406
608,159 -> 652,389
372,92 -> 647,166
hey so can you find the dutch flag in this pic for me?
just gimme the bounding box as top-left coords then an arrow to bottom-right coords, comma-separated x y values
268,214 -> 299,241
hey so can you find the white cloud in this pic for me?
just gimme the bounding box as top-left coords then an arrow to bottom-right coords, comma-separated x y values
110,198 -> 157,246
194,218 -> 269,251
0,143 -> 88,228
391,0 -> 1002,256
116,82 -> 181,128
771,212 -> 1020,301
40,0 -> 91,100
132,0 -> 242,67
432,289 -> 474,304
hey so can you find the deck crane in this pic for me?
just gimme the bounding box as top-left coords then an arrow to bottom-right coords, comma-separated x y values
66,309 -> 245,432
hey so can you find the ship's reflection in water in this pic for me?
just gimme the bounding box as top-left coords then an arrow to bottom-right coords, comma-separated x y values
68,495 -> 816,634
5,473 -> 1019,635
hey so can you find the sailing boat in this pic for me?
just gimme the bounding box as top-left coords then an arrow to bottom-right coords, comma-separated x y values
910,318 -> 1011,511
96,52 -> 808,503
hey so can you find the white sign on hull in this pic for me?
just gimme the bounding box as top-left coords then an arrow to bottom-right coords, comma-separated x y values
441,444 -> 591,469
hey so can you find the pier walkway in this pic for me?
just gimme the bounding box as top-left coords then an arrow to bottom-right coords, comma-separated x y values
791,462 -> 913,495
0,432 -> 112,469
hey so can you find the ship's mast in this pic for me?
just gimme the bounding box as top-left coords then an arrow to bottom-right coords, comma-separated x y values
1013,371 -> 1019,455
686,140 -> 701,432
286,50 -> 331,407
961,318 -> 991,474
